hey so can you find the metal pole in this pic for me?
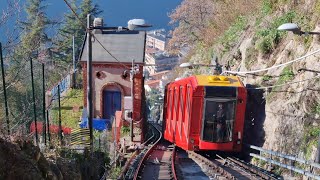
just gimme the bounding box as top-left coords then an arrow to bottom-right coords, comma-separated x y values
42,63 -> 46,145
58,84 -> 62,145
73,35 -> 77,88
30,58 -> 38,146
0,42 -> 10,135
114,116 -> 117,167
87,14 -> 94,152
46,110 -> 51,143
130,59 -> 134,142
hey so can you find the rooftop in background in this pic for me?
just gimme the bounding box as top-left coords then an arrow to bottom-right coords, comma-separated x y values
147,29 -> 168,42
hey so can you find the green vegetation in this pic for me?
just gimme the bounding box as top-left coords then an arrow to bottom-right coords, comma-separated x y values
218,16 -> 247,52
302,125 -> 320,159
267,66 -> 294,100
314,103 -> 320,114
121,126 -> 130,137
108,167 -> 122,179
261,0 -> 273,15
277,66 -> 295,84
51,89 -> 84,129
262,75 -> 273,81
256,11 -> 296,54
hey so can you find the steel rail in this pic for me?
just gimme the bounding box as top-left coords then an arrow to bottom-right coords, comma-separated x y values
187,151 -> 235,179
133,123 -> 162,180
226,157 -> 280,179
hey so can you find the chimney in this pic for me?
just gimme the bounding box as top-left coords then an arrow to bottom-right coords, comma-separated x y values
93,17 -> 103,28
93,18 -> 103,34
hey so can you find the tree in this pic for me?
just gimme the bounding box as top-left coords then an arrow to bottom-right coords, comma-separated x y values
168,0 -> 215,53
17,0 -> 51,59
54,0 -> 102,65
6,0 -> 51,133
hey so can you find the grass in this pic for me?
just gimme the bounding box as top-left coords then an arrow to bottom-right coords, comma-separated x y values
262,75 -> 273,81
314,103 -> 320,114
121,126 -> 130,137
218,16 -> 247,53
267,66 -> 294,100
256,11 -> 296,54
302,125 -> 320,159
51,89 -> 84,129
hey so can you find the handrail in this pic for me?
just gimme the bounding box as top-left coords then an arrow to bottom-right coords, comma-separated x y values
249,145 -> 320,180
250,145 -> 320,169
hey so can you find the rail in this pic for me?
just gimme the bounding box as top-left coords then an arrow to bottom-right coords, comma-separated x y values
187,151 -> 235,179
123,123 -> 161,180
249,145 -> 320,180
171,145 -> 177,180
133,123 -> 162,180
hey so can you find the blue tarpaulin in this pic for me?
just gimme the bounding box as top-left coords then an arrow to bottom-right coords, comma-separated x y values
79,118 -> 112,131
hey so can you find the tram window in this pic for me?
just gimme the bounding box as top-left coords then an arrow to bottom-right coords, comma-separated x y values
202,100 -> 236,143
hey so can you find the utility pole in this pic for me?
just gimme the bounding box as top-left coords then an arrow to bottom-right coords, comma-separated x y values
0,43 -> 10,135
73,36 -> 77,88
58,84 -> 62,145
42,63 -> 46,145
130,59 -> 134,142
46,110 -> 50,143
87,14 -> 94,152
30,57 -> 38,146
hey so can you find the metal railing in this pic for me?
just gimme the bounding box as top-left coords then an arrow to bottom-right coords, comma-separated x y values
249,145 -> 320,180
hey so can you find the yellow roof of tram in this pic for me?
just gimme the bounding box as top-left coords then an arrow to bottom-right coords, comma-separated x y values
195,75 -> 243,87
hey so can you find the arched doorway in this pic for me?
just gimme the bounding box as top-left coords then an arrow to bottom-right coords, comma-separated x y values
102,85 -> 122,120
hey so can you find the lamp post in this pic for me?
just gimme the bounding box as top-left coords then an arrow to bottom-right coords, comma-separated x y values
277,23 -> 320,35
278,23 -> 320,164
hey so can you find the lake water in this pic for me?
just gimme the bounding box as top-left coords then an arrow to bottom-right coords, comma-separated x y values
0,0 -> 182,42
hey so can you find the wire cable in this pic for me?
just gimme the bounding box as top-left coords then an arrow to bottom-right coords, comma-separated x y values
223,48 -> 320,75
62,0 -> 131,69
246,75 -> 320,90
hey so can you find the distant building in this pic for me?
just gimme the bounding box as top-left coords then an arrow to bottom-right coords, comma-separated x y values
144,71 -> 170,92
146,29 -> 168,51
145,50 -> 179,74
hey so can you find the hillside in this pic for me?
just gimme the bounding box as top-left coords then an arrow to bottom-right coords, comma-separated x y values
170,0 -> 320,174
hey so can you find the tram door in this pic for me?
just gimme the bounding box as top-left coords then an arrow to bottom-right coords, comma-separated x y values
103,90 -> 121,119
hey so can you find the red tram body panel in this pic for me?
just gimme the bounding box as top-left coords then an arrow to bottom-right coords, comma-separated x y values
163,75 -> 247,152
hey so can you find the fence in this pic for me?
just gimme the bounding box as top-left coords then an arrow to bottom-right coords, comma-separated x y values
249,145 -> 320,180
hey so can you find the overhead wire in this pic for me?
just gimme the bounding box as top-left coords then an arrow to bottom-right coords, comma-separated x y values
223,48 -> 320,75
246,74 -> 320,90
62,0 -> 131,69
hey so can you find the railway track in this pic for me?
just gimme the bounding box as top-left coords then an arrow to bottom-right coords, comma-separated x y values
186,151 -> 282,180
124,123 -> 177,180
135,123 -> 177,180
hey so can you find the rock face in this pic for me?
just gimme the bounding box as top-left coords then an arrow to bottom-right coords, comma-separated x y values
222,13 -> 320,160
0,139 -> 46,179
0,138 -> 107,180
180,1 -> 320,163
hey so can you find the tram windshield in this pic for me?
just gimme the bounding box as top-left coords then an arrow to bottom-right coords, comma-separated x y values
202,99 -> 236,143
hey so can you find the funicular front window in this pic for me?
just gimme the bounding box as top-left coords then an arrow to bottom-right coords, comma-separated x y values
202,99 -> 236,142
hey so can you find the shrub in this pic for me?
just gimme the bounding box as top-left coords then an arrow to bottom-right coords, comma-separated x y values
256,11 -> 296,54
219,16 -> 247,52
